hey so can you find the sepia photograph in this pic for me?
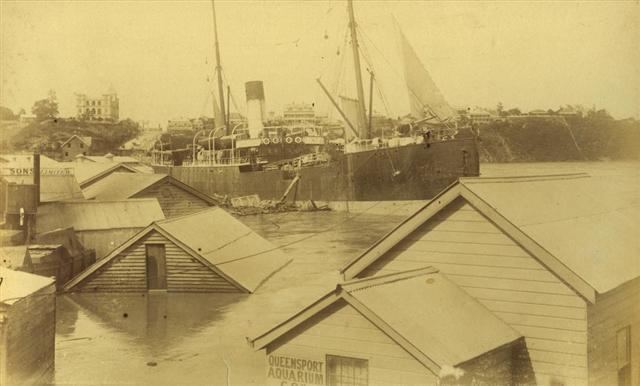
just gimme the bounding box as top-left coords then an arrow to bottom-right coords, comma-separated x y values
0,0 -> 638,385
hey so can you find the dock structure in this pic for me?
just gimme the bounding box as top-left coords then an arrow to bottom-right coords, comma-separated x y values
64,207 -> 291,293
249,267 -> 532,385
82,172 -> 218,218
0,267 -> 56,385
336,173 -> 639,386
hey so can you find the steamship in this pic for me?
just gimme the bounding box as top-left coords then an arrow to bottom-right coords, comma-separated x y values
152,0 -> 479,202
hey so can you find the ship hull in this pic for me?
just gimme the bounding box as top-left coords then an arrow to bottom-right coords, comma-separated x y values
154,138 -> 479,201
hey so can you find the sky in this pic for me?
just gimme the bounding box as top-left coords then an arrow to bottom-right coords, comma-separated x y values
1,0 -> 638,126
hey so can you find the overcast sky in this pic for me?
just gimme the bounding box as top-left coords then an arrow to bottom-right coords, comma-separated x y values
1,0 -> 638,125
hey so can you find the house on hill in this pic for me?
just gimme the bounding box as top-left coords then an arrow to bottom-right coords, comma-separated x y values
340,174 -> 640,386
249,267 -> 534,385
0,267 -> 56,385
64,207 -> 291,293
36,199 -> 165,260
60,135 -> 92,161
83,172 -> 218,218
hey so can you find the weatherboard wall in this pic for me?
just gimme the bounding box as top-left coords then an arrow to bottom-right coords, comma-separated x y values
0,282 -> 56,385
359,198 -> 589,386
265,300 -> 438,386
587,277 -> 640,386
73,230 -> 241,292
132,181 -> 211,218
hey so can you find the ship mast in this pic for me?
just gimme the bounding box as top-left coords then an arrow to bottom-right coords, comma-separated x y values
212,0 -> 228,134
347,0 -> 369,139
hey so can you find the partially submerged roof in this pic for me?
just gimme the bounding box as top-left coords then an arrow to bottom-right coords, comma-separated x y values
64,207 -> 291,293
341,173 -> 640,298
249,267 -> 521,372
36,198 -> 165,233
70,162 -> 142,188
82,172 -> 217,204
0,267 -> 55,306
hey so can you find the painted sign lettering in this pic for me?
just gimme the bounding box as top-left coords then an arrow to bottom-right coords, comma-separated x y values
267,355 -> 324,386
0,168 -> 74,176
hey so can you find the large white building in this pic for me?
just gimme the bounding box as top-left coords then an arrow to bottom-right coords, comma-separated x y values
282,102 -> 315,126
75,91 -> 119,122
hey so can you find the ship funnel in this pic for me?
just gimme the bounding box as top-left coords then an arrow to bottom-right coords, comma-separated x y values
245,81 -> 265,138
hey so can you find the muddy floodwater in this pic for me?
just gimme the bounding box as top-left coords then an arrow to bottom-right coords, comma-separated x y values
53,162 -> 638,385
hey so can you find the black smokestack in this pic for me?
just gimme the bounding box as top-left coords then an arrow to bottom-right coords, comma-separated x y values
33,152 -> 40,206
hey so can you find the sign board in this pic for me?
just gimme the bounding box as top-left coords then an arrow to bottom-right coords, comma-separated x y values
0,167 -> 74,176
267,355 -> 325,386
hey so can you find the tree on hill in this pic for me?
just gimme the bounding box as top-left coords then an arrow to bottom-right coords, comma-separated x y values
32,98 -> 59,121
0,106 -> 17,120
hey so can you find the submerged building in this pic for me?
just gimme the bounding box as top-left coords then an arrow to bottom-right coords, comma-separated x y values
0,267 -> 56,385
64,207 -> 291,293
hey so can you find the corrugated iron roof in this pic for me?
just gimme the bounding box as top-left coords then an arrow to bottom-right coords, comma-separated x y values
343,268 -> 521,366
157,208 -> 291,292
82,172 -> 166,200
249,267 -> 521,369
462,174 -> 640,293
70,162 -> 142,186
0,266 -> 55,305
36,199 -> 165,233
2,174 -> 84,202
0,153 -> 60,168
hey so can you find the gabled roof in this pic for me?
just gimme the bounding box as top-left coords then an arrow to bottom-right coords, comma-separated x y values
60,134 -> 92,148
248,267 -> 521,372
341,173 -> 640,299
0,153 -> 60,168
82,172 -> 218,204
70,162 -> 142,188
36,198 -> 165,233
64,207 -> 291,293
0,266 -> 55,306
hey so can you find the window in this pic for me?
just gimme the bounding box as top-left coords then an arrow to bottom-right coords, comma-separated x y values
80,143 -> 84,148
67,143 -> 71,148
326,355 -> 368,386
65,152 -> 68,156
617,326 -> 631,386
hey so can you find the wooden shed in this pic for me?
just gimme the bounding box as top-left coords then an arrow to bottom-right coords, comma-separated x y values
28,244 -> 73,289
36,199 -> 165,260
249,267 -> 532,386
0,267 -> 57,385
64,207 -> 291,293
340,174 -> 640,386
0,246 -> 33,272
82,172 -> 218,218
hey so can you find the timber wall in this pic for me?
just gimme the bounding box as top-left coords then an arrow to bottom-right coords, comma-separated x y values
360,198 -> 589,386
267,300 -> 438,386
587,277 -> 640,386
75,230 -> 241,292
0,283 -> 56,385
134,181 -> 210,218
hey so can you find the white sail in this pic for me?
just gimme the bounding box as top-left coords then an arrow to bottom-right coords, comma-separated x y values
398,27 -> 456,121
339,95 -> 361,138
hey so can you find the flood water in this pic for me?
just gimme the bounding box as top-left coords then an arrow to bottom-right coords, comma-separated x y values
53,162 -> 638,385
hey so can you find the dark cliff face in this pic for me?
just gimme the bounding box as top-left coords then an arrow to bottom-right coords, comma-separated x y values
477,115 -> 640,163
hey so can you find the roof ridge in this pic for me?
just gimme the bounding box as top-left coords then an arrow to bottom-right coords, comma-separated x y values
341,266 -> 438,292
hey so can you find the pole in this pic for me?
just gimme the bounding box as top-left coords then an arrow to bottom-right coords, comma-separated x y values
316,78 -> 359,139
368,71 -> 374,135
347,0 -> 368,139
212,0 -> 227,134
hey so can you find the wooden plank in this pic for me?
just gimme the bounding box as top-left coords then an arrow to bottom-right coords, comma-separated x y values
526,338 -> 587,356
461,287 -> 586,308
404,230 -> 517,246
450,275 -> 578,296
478,299 -> 586,320
493,312 -> 587,332
530,361 -> 588,380
394,251 -> 543,269
515,325 -> 587,344
401,240 -> 531,258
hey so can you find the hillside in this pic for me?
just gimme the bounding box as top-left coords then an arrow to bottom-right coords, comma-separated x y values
8,118 -> 140,155
478,114 -> 640,163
